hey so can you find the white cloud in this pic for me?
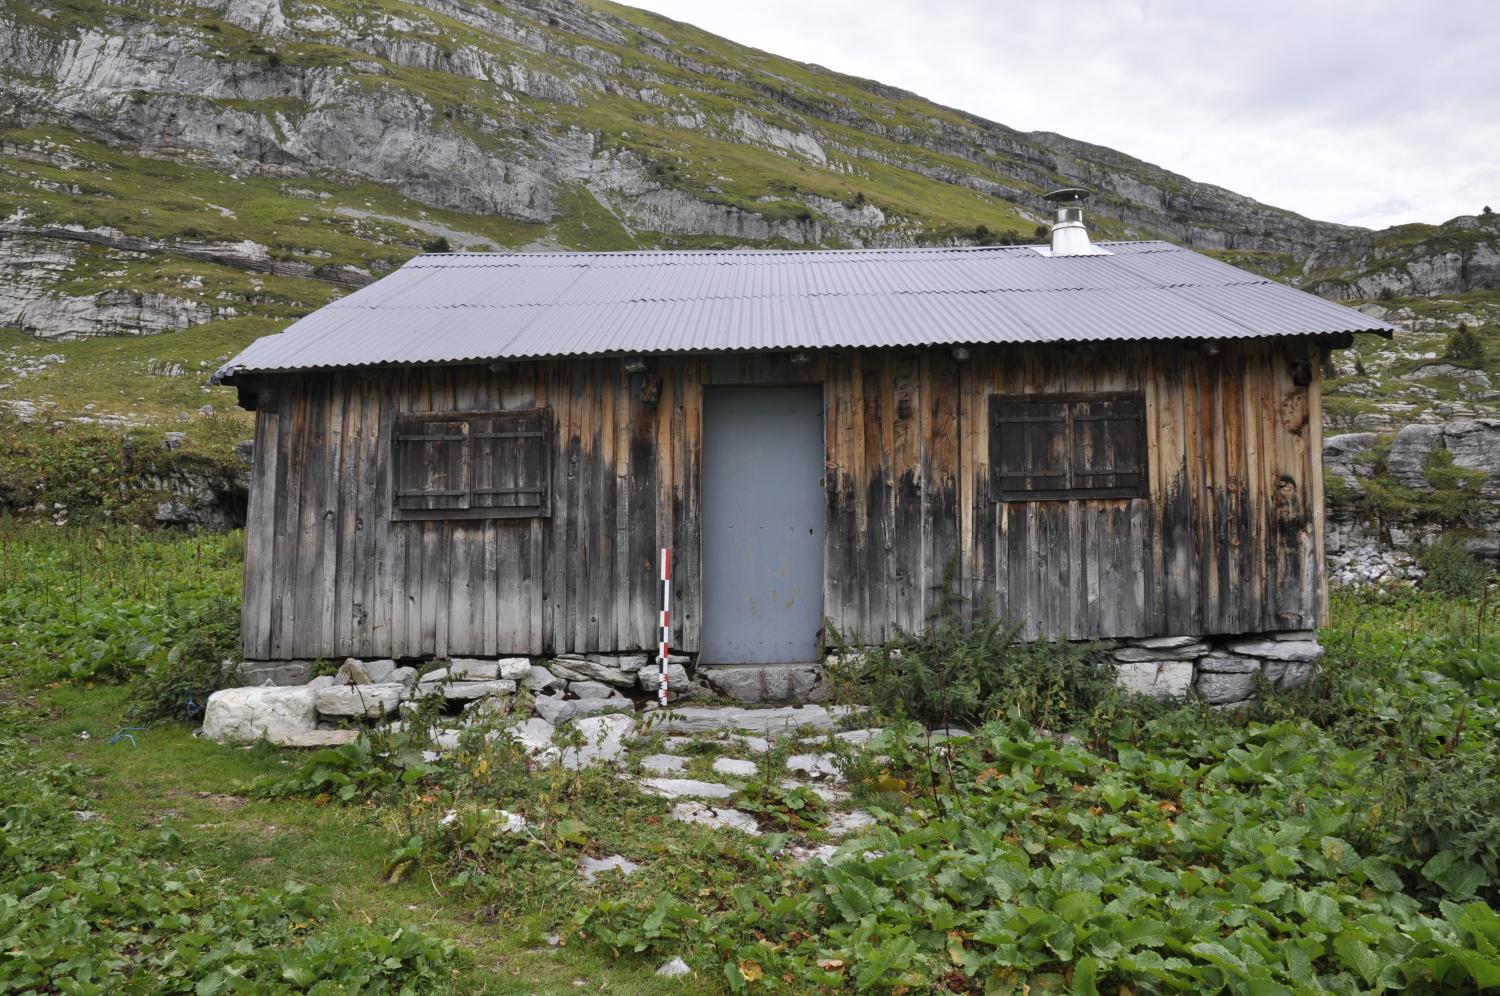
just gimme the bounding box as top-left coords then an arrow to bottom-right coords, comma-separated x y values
628,0 -> 1497,229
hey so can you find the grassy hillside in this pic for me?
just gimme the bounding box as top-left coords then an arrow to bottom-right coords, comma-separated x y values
0,0 -> 1495,523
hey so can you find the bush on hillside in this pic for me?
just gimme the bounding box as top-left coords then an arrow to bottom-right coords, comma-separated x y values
1416,534 -> 1493,597
1443,321 -> 1487,367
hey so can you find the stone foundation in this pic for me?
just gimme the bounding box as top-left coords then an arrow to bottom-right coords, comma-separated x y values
1105,630 -> 1323,707
214,629 -> 1321,745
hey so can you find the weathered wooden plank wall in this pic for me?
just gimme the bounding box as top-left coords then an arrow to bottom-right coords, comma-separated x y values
240,337 -> 1324,660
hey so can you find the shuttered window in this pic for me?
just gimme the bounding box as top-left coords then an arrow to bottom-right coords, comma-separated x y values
989,392 -> 1146,501
392,409 -> 550,520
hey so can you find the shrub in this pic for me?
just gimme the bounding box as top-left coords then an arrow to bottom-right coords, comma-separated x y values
127,593 -> 241,723
422,235 -> 451,253
1386,738 -> 1500,900
1358,445 -> 1488,528
1443,321 -> 1487,367
1417,534 -> 1493,597
831,574 -> 1117,730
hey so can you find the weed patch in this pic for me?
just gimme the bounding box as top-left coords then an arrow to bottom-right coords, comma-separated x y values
0,721 -> 459,993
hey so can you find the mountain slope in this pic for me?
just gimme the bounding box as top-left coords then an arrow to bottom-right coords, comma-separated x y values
0,0 -> 1360,333
0,0 -> 1496,442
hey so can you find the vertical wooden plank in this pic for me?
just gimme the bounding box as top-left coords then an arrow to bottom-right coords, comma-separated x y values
891,352 -> 923,632
660,361 -> 682,649
397,371 -> 424,658
848,352 -> 871,643
329,376 -> 355,657
369,374 -> 396,658
1067,499 -> 1085,639
422,371 -> 448,658
1021,502 -> 1042,639
971,349 -> 1001,624
1307,339 -> 1329,626
312,376 -> 345,660
548,361 -> 575,653
927,352 -> 960,623
350,376 -> 380,657
525,364 -> 546,655
270,381 -> 306,660
677,358 -> 703,652
611,362 -> 632,651
583,359 -> 606,652
444,371 -> 478,655
1156,346 -> 1193,634
1199,351 -> 1221,635
241,395 -> 281,660
866,355 -> 893,642
1237,343 -> 1267,632
625,365 -> 656,653
822,357 -> 848,641
1269,339 -> 1315,629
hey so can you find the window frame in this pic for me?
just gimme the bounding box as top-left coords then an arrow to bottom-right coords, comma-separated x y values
989,390 -> 1148,502
389,408 -> 552,521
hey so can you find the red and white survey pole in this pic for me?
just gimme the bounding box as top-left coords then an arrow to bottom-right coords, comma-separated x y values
657,547 -> 672,706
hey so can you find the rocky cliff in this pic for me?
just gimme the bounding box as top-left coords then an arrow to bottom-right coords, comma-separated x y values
0,0 -> 1390,343
0,0 -> 1497,535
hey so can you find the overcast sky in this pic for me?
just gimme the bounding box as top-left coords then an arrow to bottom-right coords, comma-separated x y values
630,0 -> 1496,231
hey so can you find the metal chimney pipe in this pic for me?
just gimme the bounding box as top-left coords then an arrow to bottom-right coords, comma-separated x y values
1043,188 -> 1094,256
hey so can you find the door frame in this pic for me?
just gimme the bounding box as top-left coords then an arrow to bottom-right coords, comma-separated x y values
697,382 -> 827,664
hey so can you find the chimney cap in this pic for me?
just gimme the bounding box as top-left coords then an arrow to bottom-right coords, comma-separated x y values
1043,187 -> 1090,204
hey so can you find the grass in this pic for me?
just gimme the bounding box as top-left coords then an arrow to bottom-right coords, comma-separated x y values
4,523 -> 1500,991
9,686 -> 700,994
0,322 -> 259,421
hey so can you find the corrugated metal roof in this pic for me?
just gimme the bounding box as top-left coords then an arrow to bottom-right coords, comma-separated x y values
214,241 -> 1397,379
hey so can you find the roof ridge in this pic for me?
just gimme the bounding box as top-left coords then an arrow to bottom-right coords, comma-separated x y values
314,279 -> 1277,311
402,240 -> 1184,264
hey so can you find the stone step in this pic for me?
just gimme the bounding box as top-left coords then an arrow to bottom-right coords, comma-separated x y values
646,704 -> 856,736
698,663 -> 825,704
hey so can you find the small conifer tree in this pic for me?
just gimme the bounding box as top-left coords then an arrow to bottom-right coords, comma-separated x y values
1443,321 -> 1486,367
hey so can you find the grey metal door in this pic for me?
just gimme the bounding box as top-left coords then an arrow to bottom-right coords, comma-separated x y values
701,386 -> 825,664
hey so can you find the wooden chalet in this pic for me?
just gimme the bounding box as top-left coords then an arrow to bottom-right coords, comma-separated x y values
216,198 -> 1395,669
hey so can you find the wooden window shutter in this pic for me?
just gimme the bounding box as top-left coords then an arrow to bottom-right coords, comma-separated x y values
990,392 -> 1146,501
471,409 -> 551,516
1069,395 -> 1146,496
991,397 -> 1070,497
391,408 -> 552,520
393,416 -> 471,511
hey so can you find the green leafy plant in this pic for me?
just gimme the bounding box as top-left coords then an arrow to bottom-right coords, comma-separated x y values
731,781 -> 827,832
0,723 -> 459,992
0,522 -> 241,682
247,728 -> 439,803
127,594 -> 240,722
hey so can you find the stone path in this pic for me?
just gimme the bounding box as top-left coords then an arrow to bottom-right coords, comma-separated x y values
206,690 -> 888,868
617,715 -> 878,858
